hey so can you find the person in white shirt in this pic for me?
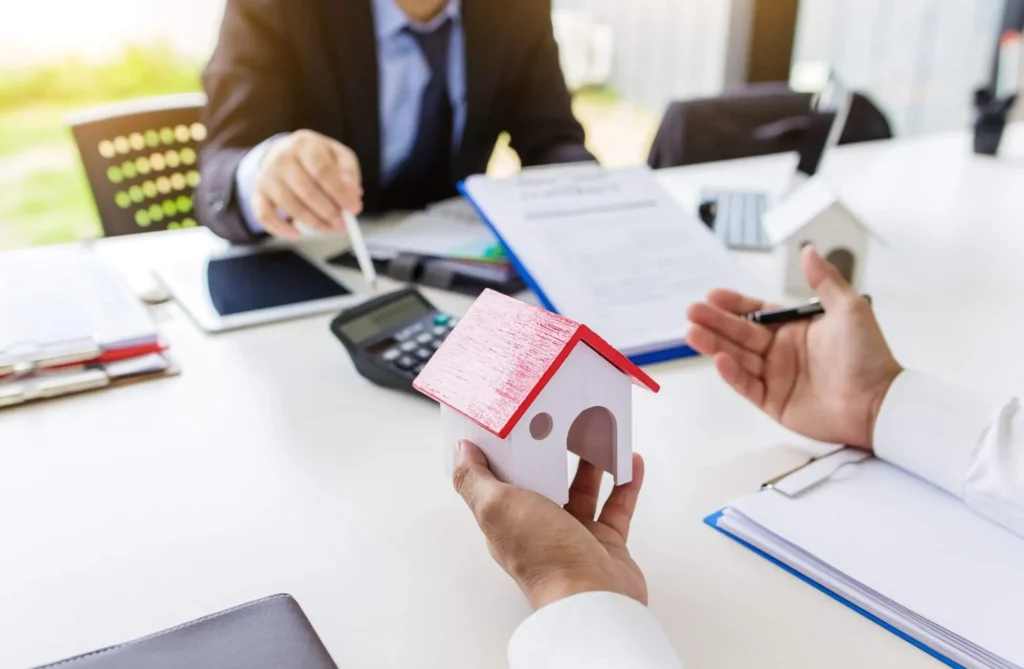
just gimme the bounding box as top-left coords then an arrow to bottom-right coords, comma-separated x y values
451,245 -> 1023,668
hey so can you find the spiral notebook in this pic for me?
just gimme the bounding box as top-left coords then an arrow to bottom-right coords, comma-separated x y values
706,450 -> 1024,669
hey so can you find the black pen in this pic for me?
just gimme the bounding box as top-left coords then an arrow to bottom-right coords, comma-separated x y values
745,295 -> 872,325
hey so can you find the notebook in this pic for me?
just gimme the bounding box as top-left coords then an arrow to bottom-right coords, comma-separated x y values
32,594 -> 338,669
460,165 -> 760,365
0,247 -> 160,371
706,450 -> 1024,669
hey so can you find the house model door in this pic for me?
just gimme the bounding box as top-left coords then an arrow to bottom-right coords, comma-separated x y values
826,248 -> 856,283
568,406 -> 618,476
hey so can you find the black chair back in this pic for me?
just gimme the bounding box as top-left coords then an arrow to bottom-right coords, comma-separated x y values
647,83 -> 893,173
68,93 -> 207,237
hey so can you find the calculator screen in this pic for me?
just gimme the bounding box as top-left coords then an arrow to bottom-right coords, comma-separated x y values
340,295 -> 431,344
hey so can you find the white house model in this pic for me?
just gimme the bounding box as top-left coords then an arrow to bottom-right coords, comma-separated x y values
413,289 -> 661,505
763,176 -> 882,296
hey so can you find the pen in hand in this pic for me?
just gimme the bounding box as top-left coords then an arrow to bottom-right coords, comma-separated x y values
343,210 -> 378,292
745,295 -> 872,325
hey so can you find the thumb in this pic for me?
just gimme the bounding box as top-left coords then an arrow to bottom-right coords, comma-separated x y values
802,245 -> 857,310
452,440 -> 501,515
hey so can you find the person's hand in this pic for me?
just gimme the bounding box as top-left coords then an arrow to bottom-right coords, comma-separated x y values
252,130 -> 364,239
452,440 -> 647,610
686,246 -> 903,450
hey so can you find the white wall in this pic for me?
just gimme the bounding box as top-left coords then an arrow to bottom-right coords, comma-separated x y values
0,0 -> 224,67
791,0 -> 1004,135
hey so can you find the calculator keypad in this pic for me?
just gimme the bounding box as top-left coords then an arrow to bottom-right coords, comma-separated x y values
383,315 -> 455,377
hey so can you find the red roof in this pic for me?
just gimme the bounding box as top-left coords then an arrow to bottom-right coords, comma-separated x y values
413,289 -> 660,439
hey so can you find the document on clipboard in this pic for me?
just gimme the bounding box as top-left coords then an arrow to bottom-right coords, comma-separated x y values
460,165 -> 760,365
706,450 -> 1024,669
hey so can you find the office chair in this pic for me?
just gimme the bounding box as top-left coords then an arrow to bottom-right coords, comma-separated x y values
68,93 -> 208,237
647,82 -> 893,174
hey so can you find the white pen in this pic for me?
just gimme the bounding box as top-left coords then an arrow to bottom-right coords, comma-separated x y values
343,210 -> 378,291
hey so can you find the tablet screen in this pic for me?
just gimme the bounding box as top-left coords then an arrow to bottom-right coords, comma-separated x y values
206,250 -> 351,316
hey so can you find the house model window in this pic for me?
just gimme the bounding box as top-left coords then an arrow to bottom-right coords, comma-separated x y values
413,289 -> 661,505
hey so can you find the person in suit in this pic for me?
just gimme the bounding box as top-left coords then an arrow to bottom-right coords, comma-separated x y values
197,0 -> 593,243
452,246 -> 1023,667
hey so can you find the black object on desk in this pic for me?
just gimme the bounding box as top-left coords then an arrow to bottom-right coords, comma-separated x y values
330,287 -> 456,394
328,251 -> 525,297
33,594 -> 338,669
973,88 -> 1018,156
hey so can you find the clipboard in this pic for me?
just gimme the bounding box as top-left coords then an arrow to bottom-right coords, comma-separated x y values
457,181 -> 699,366
703,449 -> 993,669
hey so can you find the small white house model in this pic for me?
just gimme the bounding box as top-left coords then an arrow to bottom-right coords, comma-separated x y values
763,176 -> 882,296
413,289 -> 661,505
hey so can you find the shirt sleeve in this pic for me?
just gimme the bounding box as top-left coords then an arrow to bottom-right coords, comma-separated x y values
234,133 -> 289,234
508,592 -> 683,669
874,370 -> 1024,537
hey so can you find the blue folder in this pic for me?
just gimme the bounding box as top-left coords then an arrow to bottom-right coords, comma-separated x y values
458,181 -> 699,367
704,509 -> 964,669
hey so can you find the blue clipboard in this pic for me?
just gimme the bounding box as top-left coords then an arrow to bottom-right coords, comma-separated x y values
704,509 -> 963,669
458,180 -> 699,366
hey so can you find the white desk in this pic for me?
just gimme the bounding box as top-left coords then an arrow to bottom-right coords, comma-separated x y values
3,126 -> 1024,669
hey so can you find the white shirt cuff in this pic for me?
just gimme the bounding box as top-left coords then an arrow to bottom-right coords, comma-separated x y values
235,133 -> 290,234
873,370 -> 994,498
508,592 -> 683,669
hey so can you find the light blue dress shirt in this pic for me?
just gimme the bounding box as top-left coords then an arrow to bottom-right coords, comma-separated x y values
237,0 -> 467,232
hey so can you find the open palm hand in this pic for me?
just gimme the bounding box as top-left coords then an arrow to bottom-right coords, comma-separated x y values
686,247 -> 903,450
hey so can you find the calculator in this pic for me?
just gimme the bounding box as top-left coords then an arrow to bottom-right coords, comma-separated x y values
329,288 -> 457,394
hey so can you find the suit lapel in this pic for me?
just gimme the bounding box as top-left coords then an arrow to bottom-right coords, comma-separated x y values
322,0 -> 383,209
459,0 -> 506,175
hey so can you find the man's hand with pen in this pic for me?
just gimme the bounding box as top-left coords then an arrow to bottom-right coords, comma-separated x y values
686,245 -> 904,451
252,130 -> 364,240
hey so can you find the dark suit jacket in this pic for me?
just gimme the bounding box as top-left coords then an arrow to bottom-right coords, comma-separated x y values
197,0 -> 594,243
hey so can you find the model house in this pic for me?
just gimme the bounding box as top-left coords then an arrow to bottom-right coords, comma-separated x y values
413,289 -> 660,505
763,176 -> 882,295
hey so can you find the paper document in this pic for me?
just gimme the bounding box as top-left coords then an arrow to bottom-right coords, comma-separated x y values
366,197 -> 504,262
713,457 -> 1024,669
0,247 -> 158,367
463,165 -> 759,356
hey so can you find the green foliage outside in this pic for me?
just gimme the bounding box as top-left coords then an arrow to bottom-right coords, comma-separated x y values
0,45 -> 645,251
0,45 -> 202,250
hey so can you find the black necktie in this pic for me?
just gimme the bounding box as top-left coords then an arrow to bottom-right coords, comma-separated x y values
382,18 -> 457,210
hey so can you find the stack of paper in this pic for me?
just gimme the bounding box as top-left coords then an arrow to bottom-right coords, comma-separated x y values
365,198 -> 516,283
710,458 -> 1024,669
0,247 -> 171,408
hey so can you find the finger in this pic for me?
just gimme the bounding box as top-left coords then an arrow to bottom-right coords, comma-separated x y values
326,142 -> 364,214
451,440 -> 504,522
564,459 -> 603,522
263,175 -> 335,234
705,289 -> 767,316
297,142 -> 360,223
686,324 -> 765,378
687,301 -> 774,355
277,158 -> 343,231
251,190 -> 299,240
597,454 -> 645,541
802,245 -> 858,310
714,352 -> 766,407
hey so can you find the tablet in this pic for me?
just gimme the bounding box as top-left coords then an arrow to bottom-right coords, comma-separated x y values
156,245 -> 367,332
